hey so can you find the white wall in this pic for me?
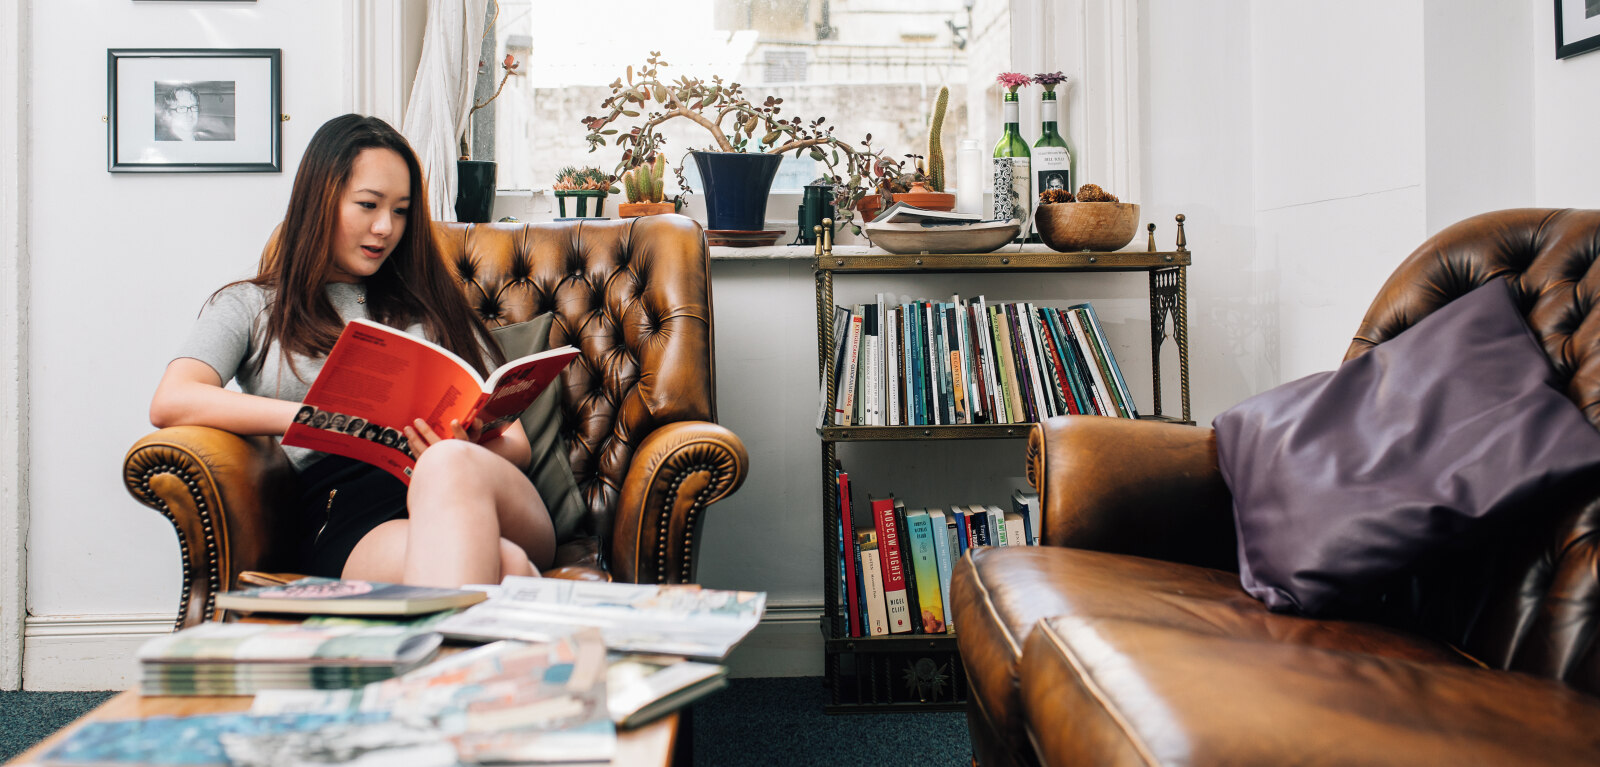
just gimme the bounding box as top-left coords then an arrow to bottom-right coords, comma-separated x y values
1534,0 -> 1600,208
24,0 -> 351,652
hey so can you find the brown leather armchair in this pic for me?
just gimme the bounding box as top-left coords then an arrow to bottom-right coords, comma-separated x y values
951,209 -> 1600,766
124,216 -> 749,629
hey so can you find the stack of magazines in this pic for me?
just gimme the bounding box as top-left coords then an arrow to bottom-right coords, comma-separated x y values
436,576 -> 766,661
136,621 -> 443,696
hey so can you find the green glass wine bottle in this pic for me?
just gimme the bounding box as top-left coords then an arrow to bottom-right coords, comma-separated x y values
992,90 -> 1031,223
1033,89 -> 1073,203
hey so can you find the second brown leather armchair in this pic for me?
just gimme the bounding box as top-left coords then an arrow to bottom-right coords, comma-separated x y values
125,216 -> 749,629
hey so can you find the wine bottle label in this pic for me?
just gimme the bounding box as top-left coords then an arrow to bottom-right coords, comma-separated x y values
1003,100 -> 1020,124
992,157 -> 1031,221
1034,147 -> 1071,197
1042,99 -> 1059,124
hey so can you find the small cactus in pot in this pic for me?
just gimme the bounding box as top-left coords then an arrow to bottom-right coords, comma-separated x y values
618,155 -> 680,218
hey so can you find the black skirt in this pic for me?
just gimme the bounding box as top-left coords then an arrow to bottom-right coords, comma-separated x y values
294,455 -> 409,578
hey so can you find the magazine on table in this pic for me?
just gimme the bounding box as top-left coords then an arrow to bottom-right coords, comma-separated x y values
137,621 -> 442,696
249,630 -> 616,764
214,576 -> 487,618
281,318 -> 580,485
434,576 -> 766,661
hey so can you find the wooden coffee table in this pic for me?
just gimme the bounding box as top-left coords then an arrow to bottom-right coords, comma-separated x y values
9,690 -> 677,766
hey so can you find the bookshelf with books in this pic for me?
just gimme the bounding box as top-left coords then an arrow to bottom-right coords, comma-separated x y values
812,215 -> 1192,713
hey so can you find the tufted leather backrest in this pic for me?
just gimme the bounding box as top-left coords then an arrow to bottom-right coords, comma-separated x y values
1346,208 -> 1600,694
431,216 -> 716,543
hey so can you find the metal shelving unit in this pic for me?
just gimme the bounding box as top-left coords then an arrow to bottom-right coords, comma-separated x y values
813,216 -> 1192,713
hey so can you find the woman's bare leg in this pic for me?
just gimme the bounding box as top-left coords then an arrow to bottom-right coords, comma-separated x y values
342,440 -> 555,587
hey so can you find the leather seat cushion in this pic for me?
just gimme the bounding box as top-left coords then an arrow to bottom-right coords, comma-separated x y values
1022,614 -> 1600,767
952,546 -> 1472,755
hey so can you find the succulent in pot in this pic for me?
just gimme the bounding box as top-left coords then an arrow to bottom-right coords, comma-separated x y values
552,165 -> 615,218
618,154 -> 678,218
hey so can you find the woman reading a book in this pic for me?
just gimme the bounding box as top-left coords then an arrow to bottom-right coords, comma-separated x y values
148,115 -> 556,588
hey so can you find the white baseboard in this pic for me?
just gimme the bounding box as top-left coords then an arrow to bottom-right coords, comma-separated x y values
21,603 -> 825,691
725,600 -> 823,679
23,613 -> 175,691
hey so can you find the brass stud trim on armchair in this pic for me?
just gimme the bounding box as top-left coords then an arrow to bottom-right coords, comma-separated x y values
124,454 -> 221,631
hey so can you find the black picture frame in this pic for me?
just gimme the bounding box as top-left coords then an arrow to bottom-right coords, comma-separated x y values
1555,0 -> 1600,59
107,48 -> 281,173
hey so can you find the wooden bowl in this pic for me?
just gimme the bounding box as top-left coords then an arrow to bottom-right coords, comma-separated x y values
1035,202 -> 1141,252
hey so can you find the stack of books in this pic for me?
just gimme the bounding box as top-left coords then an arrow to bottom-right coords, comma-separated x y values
819,295 -> 1137,428
136,621 -> 444,696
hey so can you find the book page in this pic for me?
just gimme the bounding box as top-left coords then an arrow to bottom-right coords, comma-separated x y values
476,346 -> 582,434
282,319 -> 484,483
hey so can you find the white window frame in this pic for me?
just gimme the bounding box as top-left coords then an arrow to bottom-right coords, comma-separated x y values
1,0 -> 30,691
485,0 -> 1141,242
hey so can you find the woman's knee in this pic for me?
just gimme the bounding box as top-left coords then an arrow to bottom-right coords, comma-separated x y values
499,538 -> 537,579
410,439 -> 497,487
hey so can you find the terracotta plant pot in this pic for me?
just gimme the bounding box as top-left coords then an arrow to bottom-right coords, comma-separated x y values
618,201 -> 676,218
1035,202 -> 1142,252
856,195 -> 886,221
892,181 -> 956,212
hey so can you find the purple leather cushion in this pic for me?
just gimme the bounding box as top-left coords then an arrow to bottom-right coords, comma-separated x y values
1214,279 -> 1600,615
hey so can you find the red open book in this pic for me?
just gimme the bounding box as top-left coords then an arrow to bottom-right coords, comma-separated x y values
282,318 -> 580,484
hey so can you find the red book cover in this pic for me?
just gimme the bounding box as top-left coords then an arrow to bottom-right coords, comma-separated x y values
871,496 -> 913,634
837,469 -> 863,638
282,319 -> 579,485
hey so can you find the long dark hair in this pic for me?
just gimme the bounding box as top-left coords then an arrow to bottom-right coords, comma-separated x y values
240,114 -> 500,378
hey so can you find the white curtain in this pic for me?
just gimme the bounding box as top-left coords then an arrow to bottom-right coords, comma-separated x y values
402,0 -> 491,222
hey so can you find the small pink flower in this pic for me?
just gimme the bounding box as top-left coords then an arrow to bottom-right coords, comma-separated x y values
996,72 -> 1032,93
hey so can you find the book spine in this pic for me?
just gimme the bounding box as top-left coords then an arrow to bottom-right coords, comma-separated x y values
905,511 -> 946,634
912,301 -> 926,425
1012,489 -> 1038,546
871,498 -> 913,634
969,506 -> 991,546
1057,311 -> 1103,415
964,301 -> 985,423
951,507 -> 970,557
837,469 -> 861,637
990,306 -> 1016,423
1037,307 -> 1079,415
893,503 -> 924,634
977,298 -> 1002,422
986,505 -> 1004,547
923,302 -> 941,425
927,509 -> 956,632
886,304 -> 899,426
1004,512 -> 1026,548
946,303 -> 966,424
819,306 -> 850,428
839,310 -> 862,426
1076,303 -> 1140,418
1033,306 -> 1073,416
899,306 -> 912,425
866,305 -> 881,425
1020,303 -> 1052,419
937,304 -> 956,426
1045,308 -> 1091,415
1003,304 -> 1036,422
857,532 -> 889,636
1069,306 -> 1123,418
1065,309 -> 1115,417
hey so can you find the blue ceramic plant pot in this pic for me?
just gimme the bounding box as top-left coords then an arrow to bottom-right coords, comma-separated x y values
455,160 -> 497,223
691,151 -> 783,231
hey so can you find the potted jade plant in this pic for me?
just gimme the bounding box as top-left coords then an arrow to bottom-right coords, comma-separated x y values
552,166 -> 614,218
617,154 -> 680,218
456,51 -> 521,224
582,52 -> 898,234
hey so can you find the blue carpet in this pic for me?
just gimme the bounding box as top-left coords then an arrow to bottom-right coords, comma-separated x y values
0,679 -> 971,765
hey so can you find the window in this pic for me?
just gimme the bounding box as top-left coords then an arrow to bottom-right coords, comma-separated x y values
478,0 -> 979,196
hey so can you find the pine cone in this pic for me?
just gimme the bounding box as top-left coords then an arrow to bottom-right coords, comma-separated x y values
1038,189 -> 1075,204
1075,183 -> 1119,203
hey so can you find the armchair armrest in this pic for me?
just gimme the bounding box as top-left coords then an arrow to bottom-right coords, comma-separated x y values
123,426 -> 297,628
1029,415 -> 1237,572
610,421 -> 749,584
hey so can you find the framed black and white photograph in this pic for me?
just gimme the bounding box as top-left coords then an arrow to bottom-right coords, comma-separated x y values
1555,0 -> 1600,59
107,49 -> 281,172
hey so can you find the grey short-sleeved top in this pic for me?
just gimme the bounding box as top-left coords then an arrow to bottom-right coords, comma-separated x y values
176,281 -> 426,472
